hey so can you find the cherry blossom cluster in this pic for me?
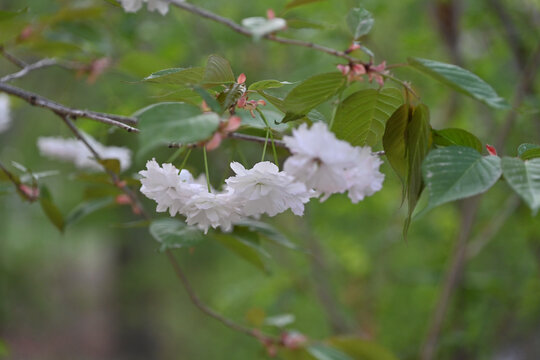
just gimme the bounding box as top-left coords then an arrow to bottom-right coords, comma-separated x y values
139,123 -> 384,233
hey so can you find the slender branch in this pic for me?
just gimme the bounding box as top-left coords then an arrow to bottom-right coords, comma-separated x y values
0,58 -> 59,82
60,114 -> 148,218
466,195 -> 521,259
420,196 -> 481,360
0,82 -> 139,132
165,250 -> 279,344
0,46 -> 27,68
167,0 -> 358,63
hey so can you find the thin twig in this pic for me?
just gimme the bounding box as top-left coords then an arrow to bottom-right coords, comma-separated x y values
420,196 -> 481,360
0,46 -> 27,68
466,195 -> 521,259
165,250 -> 279,344
60,114 -> 148,218
0,82 -> 139,132
229,132 -> 286,147
167,0 -> 358,63
0,58 -> 59,82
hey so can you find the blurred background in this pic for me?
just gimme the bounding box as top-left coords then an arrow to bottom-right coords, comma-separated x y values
1,0 -> 540,359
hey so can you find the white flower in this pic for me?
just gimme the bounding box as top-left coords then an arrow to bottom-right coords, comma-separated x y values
139,160 -> 242,233
226,161 -> 314,217
183,191 -> 243,234
241,17 -> 287,39
345,147 -> 385,203
120,0 -> 171,15
120,0 -> 144,12
37,133 -> 132,172
283,122 -> 358,199
139,159 -> 204,216
0,94 -> 11,133
283,122 -> 384,202
146,0 -> 169,15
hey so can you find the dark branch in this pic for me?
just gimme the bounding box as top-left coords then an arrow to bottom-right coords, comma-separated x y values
0,58 -> 59,82
165,250 -> 279,344
0,82 -> 139,132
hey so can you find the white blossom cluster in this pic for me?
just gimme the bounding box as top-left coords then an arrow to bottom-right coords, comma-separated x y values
119,0 -> 173,15
0,94 -> 11,134
37,132 -> 132,172
139,123 -> 384,233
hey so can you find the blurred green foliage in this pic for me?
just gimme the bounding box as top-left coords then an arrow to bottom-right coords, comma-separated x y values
1,0 -> 540,359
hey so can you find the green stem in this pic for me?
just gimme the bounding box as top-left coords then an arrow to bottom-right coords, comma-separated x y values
167,146 -> 186,163
256,108 -> 279,166
179,148 -> 192,171
261,128 -> 270,162
203,147 -> 212,193
328,89 -> 344,130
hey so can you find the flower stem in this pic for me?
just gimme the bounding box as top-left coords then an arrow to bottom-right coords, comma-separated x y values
167,146 -> 186,163
328,89 -> 344,130
261,128 -> 270,162
203,147 -> 212,193
256,108 -> 279,166
179,148 -> 192,171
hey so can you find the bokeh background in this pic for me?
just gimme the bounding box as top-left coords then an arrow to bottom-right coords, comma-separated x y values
1,0 -> 540,359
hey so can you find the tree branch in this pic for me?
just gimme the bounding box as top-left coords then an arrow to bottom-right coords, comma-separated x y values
420,196 -> 481,360
0,58 -> 59,82
0,46 -> 27,68
165,250 -> 279,344
167,0 -> 358,63
0,82 -> 139,132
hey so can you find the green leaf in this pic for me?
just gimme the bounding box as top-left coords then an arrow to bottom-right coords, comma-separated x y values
408,57 -> 509,109
193,86 -> 223,113
308,345 -> 353,360
214,230 -> 269,272
248,80 -> 292,91
258,91 -> 286,112
282,72 -> 346,115
65,197 -> 114,226
333,88 -> 402,146
328,337 -> 398,360
149,218 -> 205,251
236,219 -> 299,249
135,102 -> 220,157
203,54 -> 235,86
286,18 -> 326,30
404,104 -> 432,236
346,8 -> 374,40
285,0 -> 326,10
518,143 -> 540,157
433,128 -> 483,153
422,146 -> 502,212
238,110 -> 288,131
97,158 -> 121,175
39,186 -> 65,232
143,67 -> 204,85
382,104 -> 410,184
502,157 -> 540,214
520,148 -> 540,160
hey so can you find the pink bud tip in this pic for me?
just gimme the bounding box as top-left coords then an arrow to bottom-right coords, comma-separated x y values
237,73 -> 246,84
267,9 -> 275,20
205,133 -> 223,151
337,64 -> 350,75
224,115 -> 242,133
348,43 -> 361,52
486,144 -> 497,156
